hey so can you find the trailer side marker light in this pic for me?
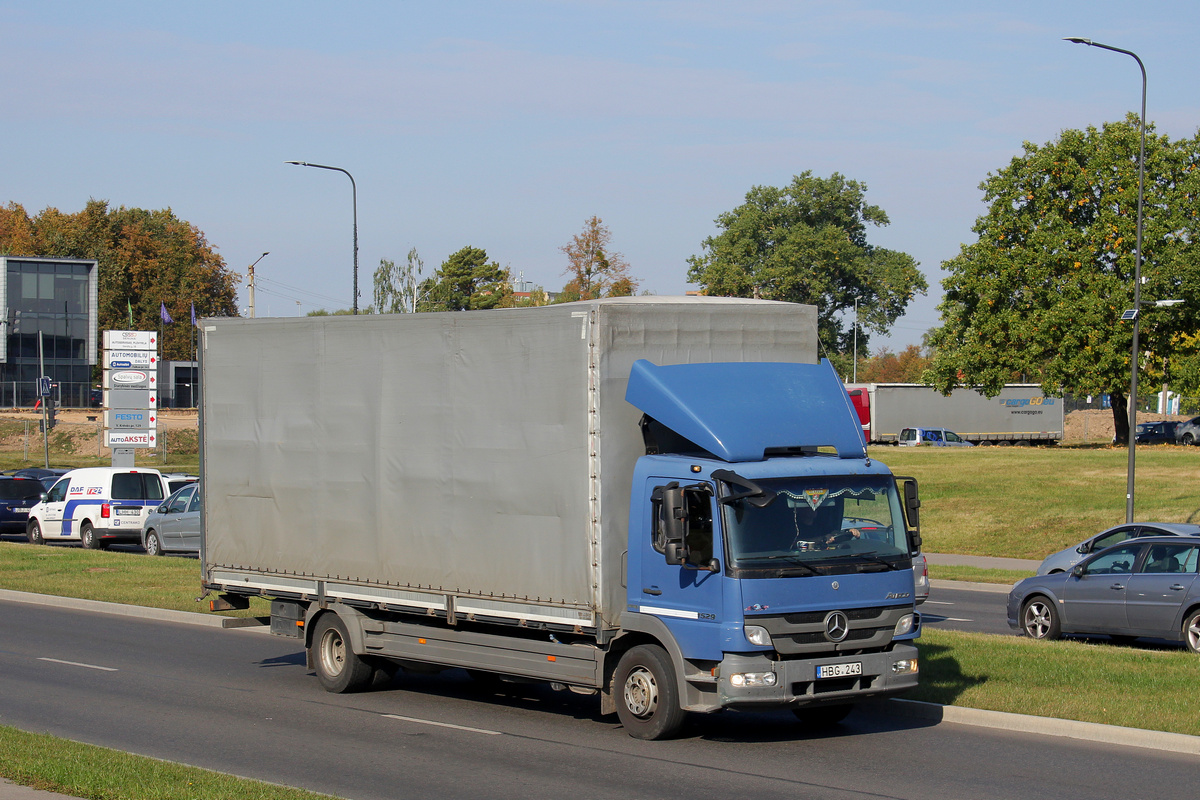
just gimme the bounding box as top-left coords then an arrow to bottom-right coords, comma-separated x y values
547,656 -> 557,662
418,638 -> 427,644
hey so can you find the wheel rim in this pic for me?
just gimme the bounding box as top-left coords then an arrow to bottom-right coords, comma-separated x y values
320,627 -> 347,678
1024,601 -> 1052,638
147,533 -> 159,555
623,665 -> 659,719
1186,616 -> 1200,652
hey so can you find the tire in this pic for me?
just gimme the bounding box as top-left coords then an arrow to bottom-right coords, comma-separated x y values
144,530 -> 164,556
793,704 -> 854,727
614,644 -> 687,740
26,519 -> 44,545
80,522 -> 104,550
1021,596 -> 1061,640
1184,433 -> 1195,446
1183,609 -> 1200,654
311,613 -> 373,693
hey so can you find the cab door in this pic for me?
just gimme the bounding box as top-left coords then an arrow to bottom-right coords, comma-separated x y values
39,477 -> 71,537
636,479 -> 724,661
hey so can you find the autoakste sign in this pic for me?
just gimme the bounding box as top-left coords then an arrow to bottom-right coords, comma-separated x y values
102,330 -> 157,452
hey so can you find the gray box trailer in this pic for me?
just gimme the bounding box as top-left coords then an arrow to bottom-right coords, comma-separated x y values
846,383 -> 1064,445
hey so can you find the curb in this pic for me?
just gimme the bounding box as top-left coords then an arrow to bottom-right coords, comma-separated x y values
929,578 -> 1011,594
3,588 -> 1198,756
0,588 -> 266,629
874,698 -> 1200,756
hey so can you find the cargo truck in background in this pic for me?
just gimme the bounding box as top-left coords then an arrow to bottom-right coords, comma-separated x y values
199,298 -> 922,740
846,383 -> 1064,446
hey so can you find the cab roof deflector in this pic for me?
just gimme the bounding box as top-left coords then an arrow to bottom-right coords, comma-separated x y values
624,359 -> 867,462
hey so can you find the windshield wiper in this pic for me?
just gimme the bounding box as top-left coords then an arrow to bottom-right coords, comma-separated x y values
755,554 -> 821,575
855,552 -> 902,571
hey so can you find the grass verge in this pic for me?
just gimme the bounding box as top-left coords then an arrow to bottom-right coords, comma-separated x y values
928,565 -> 1033,585
912,628 -> 1200,736
873,445 -> 1200,559
0,541 -> 268,617
0,725 -> 334,800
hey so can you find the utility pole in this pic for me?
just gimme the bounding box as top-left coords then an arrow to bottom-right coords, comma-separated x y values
246,252 -> 269,318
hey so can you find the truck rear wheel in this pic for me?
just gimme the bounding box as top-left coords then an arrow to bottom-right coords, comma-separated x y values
614,644 -> 686,740
312,614 -> 373,693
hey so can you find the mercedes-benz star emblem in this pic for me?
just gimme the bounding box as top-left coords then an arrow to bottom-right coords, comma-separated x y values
824,610 -> 849,643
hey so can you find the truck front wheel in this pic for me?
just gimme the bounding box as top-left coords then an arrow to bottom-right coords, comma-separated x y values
312,614 -> 373,693
614,644 -> 686,740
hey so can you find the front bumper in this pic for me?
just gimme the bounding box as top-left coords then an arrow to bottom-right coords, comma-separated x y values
715,643 -> 919,710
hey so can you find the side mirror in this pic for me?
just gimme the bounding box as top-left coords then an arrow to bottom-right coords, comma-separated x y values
39,492 -> 48,503
1076,543 -> 1089,554
660,484 -> 687,566
1071,564 -> 1086,578
894,476 -> 922,554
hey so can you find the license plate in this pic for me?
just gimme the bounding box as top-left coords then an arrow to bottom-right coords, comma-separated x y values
817,662 -> 862,679
14,507 -> 28,513
115,508 -> 141,516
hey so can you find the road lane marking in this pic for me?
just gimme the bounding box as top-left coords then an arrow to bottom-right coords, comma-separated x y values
38,658 -> 118,672
382,714 -> 502,736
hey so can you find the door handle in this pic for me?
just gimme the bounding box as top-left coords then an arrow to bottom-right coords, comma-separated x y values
1111,583 -> 1125,590
1170,584 -> 1186,591
642,587 -> 662,596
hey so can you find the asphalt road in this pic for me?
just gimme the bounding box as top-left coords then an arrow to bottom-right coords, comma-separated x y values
920,581 -> 1014,635
0,599 -> 1195,800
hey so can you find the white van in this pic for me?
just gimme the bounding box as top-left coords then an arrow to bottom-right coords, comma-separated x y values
27,467 -> 169,549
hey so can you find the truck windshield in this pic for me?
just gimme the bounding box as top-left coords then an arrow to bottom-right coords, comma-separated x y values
721,476 -> 910,574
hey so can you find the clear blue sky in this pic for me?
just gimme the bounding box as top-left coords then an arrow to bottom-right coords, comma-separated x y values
4,1 -> 1198,351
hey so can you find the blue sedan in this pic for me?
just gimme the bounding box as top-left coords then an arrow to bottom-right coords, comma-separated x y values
0,476 -> 49,535
1009,535 -> 1200,652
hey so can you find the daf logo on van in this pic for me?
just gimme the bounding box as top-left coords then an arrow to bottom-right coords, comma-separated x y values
111,371 -> 148,384
824,611 -> 849,643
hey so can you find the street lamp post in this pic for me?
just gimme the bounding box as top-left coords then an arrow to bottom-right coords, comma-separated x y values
1064,37 -> 1146,524
285,161 -> 359,314
246,251 -> 269,319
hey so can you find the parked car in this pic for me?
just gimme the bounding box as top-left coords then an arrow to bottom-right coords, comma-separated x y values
161,473 -> 199,495
1036,522 -> 1200,575
1176,416 -> 1200,445
142,483 -> 201,556
897,426 -> 975,447
13,467 -> 72,491
1009,535 -> 1200,652
27,467 -> 169,549
1135,421 -> 1179,444
0,476 -> 49,535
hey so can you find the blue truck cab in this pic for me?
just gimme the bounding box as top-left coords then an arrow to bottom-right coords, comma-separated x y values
615,359 -> 921,737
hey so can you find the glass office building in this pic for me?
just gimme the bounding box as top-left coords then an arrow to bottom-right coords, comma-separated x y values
0,257 -> 99,407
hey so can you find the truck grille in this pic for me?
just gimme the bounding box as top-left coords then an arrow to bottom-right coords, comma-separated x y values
752,604 -> 908,657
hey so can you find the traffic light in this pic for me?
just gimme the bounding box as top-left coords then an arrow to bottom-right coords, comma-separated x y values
46,402 -> 56,430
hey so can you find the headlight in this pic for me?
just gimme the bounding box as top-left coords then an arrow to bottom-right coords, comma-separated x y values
729,671 -> 778,687
892,658 -> 918,675
893,613 -> 915,637
744,625 -> 772,647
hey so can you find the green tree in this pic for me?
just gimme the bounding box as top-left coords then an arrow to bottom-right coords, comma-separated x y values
927,115 -> 1200,444
372,247 -> 424,314
687,172 -> 926,358
558,216 -> 637,301
0,200 -> 240,360
417,246 -> 511,312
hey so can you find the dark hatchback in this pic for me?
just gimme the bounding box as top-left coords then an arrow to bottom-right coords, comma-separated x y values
0,476 -> 49,535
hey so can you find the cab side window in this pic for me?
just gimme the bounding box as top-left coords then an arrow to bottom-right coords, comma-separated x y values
683,489 -> 713,566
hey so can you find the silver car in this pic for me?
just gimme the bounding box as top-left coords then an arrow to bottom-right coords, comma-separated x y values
1009,536 -> 1200,652
141,483 -> 201,556
1036,522 -> 1200,575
